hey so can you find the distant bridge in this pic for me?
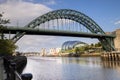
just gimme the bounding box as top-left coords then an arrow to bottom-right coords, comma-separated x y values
3,9 -> 116,51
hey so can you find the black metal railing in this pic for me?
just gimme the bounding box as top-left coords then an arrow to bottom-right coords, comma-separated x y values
3,56 -> 32,80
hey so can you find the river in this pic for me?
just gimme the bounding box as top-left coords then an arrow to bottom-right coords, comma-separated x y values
23,57 -> 120,80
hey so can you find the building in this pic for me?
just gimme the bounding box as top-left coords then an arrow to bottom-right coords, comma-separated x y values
49,48 -> 61,55
114,29 -> 120,51
40,48 -> 47,56
61,41 -> 88,51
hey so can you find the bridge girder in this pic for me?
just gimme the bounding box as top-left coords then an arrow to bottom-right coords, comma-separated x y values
4,27 -> 115,38
11,9 -> 115,51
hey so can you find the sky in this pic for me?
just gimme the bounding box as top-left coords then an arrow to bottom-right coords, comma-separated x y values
0,0 -> 120,52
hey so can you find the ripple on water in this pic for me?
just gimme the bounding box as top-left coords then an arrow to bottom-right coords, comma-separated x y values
23,57 -> 120,80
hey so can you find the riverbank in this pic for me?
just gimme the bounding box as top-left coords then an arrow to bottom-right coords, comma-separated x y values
80,53 -> 101,57
45,53 -> 101,57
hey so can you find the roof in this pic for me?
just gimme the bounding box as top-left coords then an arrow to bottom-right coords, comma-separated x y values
62,41 -> 87,50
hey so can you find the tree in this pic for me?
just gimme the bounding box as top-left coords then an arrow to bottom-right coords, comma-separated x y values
75,47 -> 80,54
95,42 -> 102,47
90,43 -> 94,47
0,39 -> 17,55
0,12 -> 9,39
0,13 -> 17,56
75,46 -> 86,54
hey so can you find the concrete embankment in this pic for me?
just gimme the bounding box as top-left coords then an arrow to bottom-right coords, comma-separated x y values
0,56 -> 27,80
4,56 -> 27,74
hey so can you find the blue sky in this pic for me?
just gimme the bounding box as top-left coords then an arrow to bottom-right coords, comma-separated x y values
48,0 -> 120,32
31,0 -> 120,29
0,0 -> 120,52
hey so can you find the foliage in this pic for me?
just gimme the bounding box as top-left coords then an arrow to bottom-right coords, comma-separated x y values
0,13 -> 17,56
95,42 -> 101,47
75,47 -> 81,54
0,13 -> 9,39
90,43 -> 94,47
62,49 -> 74,53
0,13 -> 9,25
75,46 -> 89,54
0,39 -> 17,55
89,42 -> 102,48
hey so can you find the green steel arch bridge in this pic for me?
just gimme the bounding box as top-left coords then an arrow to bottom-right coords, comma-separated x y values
3,9 -> 115,51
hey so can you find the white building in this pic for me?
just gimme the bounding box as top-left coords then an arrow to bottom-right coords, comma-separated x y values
40,48 -> 47,56
49,48 -> 61,55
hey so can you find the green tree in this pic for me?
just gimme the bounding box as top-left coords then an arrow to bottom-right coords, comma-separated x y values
90,43 -> 94,47
95,42 -> 102,47
0,39 -> 17,55
0,12 -> 9,39
75,47 -> 80,54
75,46 -> 87,54
0,13 -> 17,56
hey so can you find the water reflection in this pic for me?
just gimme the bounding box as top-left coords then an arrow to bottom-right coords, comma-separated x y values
23,57 -> 120,80
61,57 -> 120,69
102,61 -> 120,69
61,57 -> 101,67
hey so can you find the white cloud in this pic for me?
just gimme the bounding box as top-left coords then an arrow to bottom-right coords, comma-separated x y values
16,35 -> 63,52
0,0 -> 52,26
114,20 -> 120,25
0,0 -> 98,52
17,35 -> 57,46
0,0 -> 61,52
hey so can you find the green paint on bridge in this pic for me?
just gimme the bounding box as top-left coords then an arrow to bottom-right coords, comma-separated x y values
4,27 -> 115,38
2,9 -> 116,51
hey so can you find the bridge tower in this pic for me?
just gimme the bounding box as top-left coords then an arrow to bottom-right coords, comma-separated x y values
114,29 -> 120,51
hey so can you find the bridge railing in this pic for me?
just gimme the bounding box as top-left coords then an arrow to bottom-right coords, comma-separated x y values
3,57 -> 32,80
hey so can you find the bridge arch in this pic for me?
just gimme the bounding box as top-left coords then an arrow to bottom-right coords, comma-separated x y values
12,9 -> 115,51
24,9 -> 105,34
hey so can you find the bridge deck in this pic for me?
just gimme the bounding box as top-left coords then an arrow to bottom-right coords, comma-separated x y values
3,27 -> 115,38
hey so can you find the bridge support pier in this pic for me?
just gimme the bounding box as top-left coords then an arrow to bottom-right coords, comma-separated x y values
101,52 -> 120,61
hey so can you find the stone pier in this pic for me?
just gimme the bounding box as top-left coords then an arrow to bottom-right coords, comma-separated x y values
101,52 -> 120,61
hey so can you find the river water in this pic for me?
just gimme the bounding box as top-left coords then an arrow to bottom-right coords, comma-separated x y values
23,57 -> 120,80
